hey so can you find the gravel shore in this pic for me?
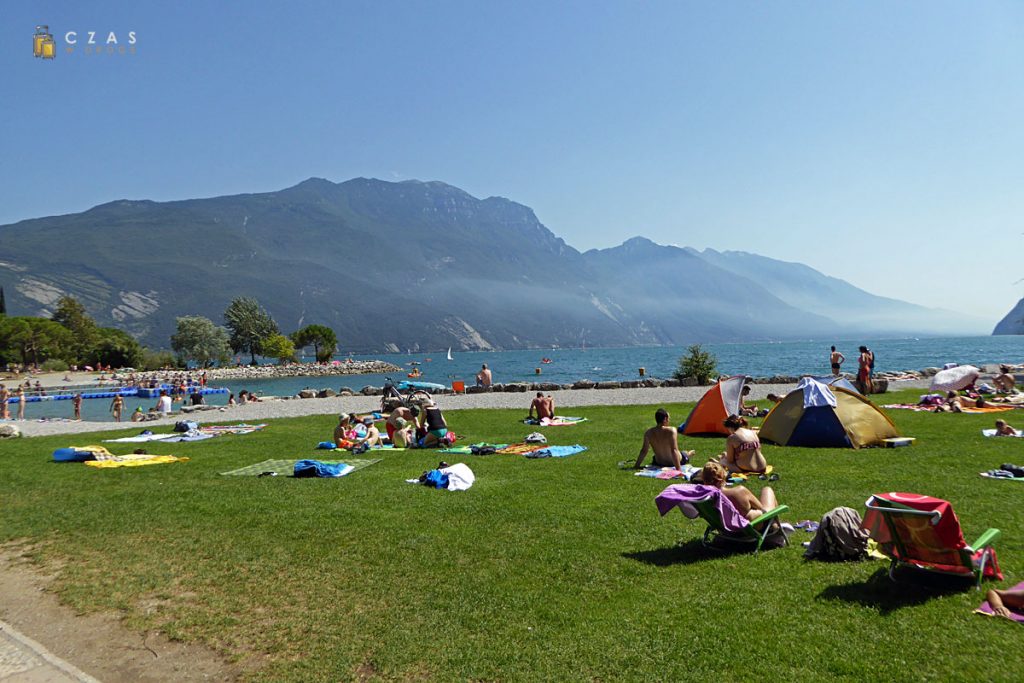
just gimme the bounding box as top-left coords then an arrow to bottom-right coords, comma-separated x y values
8,378 -> 932,438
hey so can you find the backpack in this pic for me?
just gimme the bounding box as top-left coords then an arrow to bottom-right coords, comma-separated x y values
525,432 -> 547,444
803,507 -> 869,561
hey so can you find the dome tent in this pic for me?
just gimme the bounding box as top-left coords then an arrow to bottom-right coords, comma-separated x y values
679,376 -> 749,437
759,378 -> 900,449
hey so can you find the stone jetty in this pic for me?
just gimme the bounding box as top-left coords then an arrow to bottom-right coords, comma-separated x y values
199,360 -> 402,381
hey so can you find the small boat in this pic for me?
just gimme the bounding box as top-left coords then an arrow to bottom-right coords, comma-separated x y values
541,358 -> 553,364
446,347 -> 453,361
409,361 -> 421,366
407,370 -> 422,378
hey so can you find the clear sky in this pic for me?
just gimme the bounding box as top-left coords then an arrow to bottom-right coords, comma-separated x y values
2,2 -> 1022,324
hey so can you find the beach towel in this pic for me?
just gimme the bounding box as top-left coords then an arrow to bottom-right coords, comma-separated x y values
220,458 -> 381,477
959,405 -> 1014,414
85,454 -> 188,468
655,484 -> 750,534
982,429 -> 1024,438
524,444 -> 588,458
103,432 -> 179,443
293,460 -> 355,478
976,581 -> 1024,623
882,404 -> 936,412
53,445 -> 116,462
524,416 -> 588,426
438,446 -> 473,455
634,464 -> 700,480
199,423 -> 267,435
161,431 -> 215,443
497,443 -> 543,455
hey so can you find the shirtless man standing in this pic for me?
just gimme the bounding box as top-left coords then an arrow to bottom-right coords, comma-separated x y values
829,346 -> 845,376
528,392 -> 554,421
0,384 -> 8,420
634,408 -> 692,472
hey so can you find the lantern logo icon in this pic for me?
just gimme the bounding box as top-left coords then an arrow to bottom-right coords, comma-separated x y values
34,25 -> 56,59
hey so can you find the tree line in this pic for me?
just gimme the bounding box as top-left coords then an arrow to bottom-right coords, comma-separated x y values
0,290 -> 337,370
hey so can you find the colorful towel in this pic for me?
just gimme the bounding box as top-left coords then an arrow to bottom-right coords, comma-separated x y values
976,581 -> 1024,623
438,446 -> 473,455
524,444 -> 588,458
199,423 -> 267,435
497,443 -> 543,455
655,484 -> 750,534
960,405 -> 1015,414
524,416 -> 588,426
634,464 -> 700,480
882,404 -> 936,412
220,458 -> 381,477
86,454 -> 188,468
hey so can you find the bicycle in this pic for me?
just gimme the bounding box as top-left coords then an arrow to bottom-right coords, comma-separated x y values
381,377 -> 433,413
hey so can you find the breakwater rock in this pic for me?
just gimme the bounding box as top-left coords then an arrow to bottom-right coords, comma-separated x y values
202,361 -> 402,381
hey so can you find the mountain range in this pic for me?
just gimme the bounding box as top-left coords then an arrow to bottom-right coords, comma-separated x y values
0,177 -> 987,351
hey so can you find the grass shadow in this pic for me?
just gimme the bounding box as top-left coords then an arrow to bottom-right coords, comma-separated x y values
624,538 -> 784,566
817,566 -> 976,615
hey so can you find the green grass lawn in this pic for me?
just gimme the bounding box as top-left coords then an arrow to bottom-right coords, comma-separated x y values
3,390 -> 1023,681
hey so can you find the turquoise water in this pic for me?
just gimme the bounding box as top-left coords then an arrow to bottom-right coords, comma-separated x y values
13,335 -> 1023,423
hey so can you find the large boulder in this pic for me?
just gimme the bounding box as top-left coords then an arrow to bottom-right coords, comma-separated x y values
297,389 -> 316,399
870,379 -> 889,394
466,385 -> 488,394
0,424 -> 21,438
503,383 -> 530,393
360,386 -> 381,396
317,388 -> 337,398
595,381 -> 622,390
572,380 -> 596,390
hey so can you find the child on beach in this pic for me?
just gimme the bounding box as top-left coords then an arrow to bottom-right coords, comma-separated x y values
995,419 -> 1018,436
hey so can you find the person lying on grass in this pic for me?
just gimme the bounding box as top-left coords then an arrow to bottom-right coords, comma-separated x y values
701,460 -> 782,526
718,414 -> 768,474
995,419 -> 1019,436
986,587 -> 1024,620
634,408 -> 693,472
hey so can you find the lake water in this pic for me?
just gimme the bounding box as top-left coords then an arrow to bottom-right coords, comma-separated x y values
13,335 -> 1022,423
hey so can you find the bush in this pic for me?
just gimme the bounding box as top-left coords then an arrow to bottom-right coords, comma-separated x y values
41,358 -> 69,372
673,344 -> 718,385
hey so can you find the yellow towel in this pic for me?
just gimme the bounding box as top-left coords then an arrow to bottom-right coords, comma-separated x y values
85,454 -> 188,468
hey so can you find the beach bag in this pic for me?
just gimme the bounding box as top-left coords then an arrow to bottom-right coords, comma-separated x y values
525,432 -> 547,444
174,420 -> 199,433
443,431 -> 457,445
803,507 -> 870,561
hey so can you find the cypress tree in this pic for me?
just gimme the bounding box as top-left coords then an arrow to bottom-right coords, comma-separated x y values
0,287 -> 6,316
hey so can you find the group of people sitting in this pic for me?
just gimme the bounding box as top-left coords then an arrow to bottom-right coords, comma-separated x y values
634,408 -> 779,524
332,401 -> 451,451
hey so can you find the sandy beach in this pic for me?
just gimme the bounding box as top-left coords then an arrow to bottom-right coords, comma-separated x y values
6,377 -> 934,438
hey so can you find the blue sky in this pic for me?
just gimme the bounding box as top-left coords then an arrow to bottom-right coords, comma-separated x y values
2,2 -> 1022,324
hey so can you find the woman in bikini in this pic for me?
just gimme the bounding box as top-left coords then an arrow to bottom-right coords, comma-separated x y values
719,414 -> 768,474
701,461 -> 781,524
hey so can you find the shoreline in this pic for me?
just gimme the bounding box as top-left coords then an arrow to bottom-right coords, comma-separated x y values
7,377 -> 935,438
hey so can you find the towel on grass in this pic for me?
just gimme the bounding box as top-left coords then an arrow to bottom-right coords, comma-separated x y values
982,429 -> 1024,438
293,460 -> 355,478
497,443 -> 543,455
959,405 -> 1015,414
220,458 -> 381,477
316,442 -> 408,451
86,454 -> 188,468
199,423 -> 267,435
634,464 -> 700,480
524,416 -> 588,426
161,431 -> 215,443
525,444 -> 588,458
976,581 -> 1024,623
103,432 -> 179,443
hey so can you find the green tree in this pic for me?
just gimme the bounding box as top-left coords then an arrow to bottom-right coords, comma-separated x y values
673,344 -> 719,385
291,324 -> 338,363
171,316 -> 231,368
0,316 -> 73,367
89,327 -> 145,369
50,295 -> 98,362
261,333 -> 296,364
0,287 -> 6,316
224,297 -> 278,364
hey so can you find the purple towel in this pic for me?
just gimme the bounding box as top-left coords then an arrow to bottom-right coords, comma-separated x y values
655,484 -> 750,534
977,581 -> 1024,623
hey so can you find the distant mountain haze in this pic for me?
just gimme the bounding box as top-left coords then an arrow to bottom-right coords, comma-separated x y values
0,177 -> 989,351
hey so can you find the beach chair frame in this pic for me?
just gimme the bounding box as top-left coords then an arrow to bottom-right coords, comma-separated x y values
864,495 -> 1001,588
691,497 -> 791,555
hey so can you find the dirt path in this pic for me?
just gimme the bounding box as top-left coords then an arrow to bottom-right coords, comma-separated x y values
0,545 -> 243,682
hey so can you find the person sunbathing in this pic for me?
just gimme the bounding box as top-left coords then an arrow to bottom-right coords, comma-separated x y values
634,408 -> 693,472
993,366 -> 1017,393
528,392 -> 555,421
333,414 -> 356,448
719,414 -> 768,474
985,587 -> 1024,620
995,419 -> 1018,436
701,461 -> 781,525
935,391 -> 969,413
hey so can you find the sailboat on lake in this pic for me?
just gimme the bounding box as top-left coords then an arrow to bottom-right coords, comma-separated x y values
446,347 -> 453,361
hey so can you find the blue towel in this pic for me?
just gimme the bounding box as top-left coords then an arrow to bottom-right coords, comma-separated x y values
525,445 -> 588,459
316,441 -> 337,449
293,460 -> 355,478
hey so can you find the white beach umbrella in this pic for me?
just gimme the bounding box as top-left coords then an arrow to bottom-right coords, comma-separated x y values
929,365 -> 980,392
